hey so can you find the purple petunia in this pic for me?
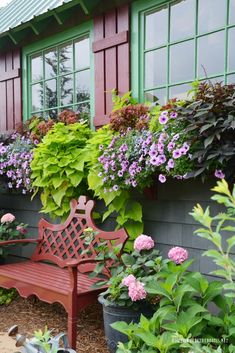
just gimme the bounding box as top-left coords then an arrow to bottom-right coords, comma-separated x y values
172,149 -> 182,159
214,170 -> 225,179
159,114 -> 169,125
167,142 -> 175,152
158,174 -> 166,183
167,159 -> 175,169
170,112 -> 178,119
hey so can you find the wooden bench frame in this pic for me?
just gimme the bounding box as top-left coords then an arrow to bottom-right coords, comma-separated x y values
0,196 -> 128,350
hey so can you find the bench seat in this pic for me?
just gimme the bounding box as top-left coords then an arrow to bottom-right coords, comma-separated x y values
0,196 -> 128,350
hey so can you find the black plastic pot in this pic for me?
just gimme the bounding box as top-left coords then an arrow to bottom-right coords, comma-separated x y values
98,294 -> 154,353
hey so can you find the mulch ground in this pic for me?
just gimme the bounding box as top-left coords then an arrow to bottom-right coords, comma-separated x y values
0,295 -> 109,353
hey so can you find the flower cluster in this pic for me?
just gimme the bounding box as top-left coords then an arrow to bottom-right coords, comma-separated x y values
168,246 -> 189,264
122,274 -> 147,301
0,134 -> 34,194
97,112 -> 193,192
0,212 -> 28,257
134,234 -> 154,251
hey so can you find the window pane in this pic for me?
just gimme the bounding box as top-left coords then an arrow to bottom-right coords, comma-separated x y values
45,48 -> 57,79
170,0 -> 195,41
75,102 -> 90,122
227,74 -> 235,84
230,0 -> 235,24
60,75 -> 73,106
206,76 -> 224,84
31,83 -> 43,111
31,55 -> 43,82
228,27 -> 235,72
145,6 -> 168,49
45,79 -> 57,109
197,31 -> 225,78
59,43 -> 73,74
75,37 -> 90,70
169,83 -> 192,100
144,88 -> 167,105
198,0 -> 226,33
45,109 -> 58,119
145,48 -> 167,88
75,70 -> 90,103
170,40 -> 194,83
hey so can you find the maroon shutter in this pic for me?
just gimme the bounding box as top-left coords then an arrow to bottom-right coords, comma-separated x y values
93,4 -> 130,127
0,49 -> 22,133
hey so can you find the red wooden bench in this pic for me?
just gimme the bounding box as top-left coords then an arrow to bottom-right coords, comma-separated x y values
0,196 -> 128,350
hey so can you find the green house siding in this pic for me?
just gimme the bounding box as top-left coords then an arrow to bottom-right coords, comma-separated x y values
131,0 -> 235,103
22,20 -> 94,125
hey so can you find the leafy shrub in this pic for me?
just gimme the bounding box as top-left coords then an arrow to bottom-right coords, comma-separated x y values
31,122 -> 93,218
191,179 -> 235,295
175,82 -> 235,179
0,288 -> 17,305
113,259 -> 235,353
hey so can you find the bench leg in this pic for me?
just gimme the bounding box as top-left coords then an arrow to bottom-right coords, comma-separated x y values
68,314 -> 77,349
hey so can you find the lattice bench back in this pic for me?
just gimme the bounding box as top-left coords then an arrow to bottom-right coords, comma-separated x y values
31,196 -> 128,272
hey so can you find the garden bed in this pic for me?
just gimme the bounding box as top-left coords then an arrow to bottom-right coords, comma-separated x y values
0,296 -> 109,353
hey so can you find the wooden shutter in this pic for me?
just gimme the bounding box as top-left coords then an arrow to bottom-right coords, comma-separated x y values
0,49 -> 22,133
93,4 -> 130,127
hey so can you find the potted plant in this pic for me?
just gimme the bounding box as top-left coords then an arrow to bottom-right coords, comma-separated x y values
0,212 -> 28,263
87,231 -> 170,352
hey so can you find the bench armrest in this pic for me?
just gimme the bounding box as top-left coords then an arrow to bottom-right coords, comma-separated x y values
0,239 -> 40,246
61,259 -> 81,269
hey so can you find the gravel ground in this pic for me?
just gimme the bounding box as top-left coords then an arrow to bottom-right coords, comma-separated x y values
0,296 -> 109,353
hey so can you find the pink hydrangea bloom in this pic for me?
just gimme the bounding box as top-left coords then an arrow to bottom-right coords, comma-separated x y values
122,274 -> 136,287
134,234 -> 155,251
16,225 -> 27,235
128,281 -> 147,301
1,213 -> 15,223
168,246 -> 188,264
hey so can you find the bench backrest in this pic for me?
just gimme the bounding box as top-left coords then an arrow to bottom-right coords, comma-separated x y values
31,196 -> 128,272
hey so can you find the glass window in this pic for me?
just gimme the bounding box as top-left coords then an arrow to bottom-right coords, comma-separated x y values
198,0 -> 226,33
145,6 -> 168,49
197,31 -> 225,77
29,35 -> 90,119
170,0 -> 195,41
170,40 -> 194,83
138,0 -> 235,103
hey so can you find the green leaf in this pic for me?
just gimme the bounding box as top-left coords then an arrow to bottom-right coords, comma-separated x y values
51,185 -> 67,206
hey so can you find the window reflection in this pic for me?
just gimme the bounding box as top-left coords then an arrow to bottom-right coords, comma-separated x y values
145,6 -> 168,49
31,55 -> 43,82
59,43 -> 73,74
198,0 -> 226,33
227,74 -> 235,84
170,40 -> 194,83
75,37 -> 90,70
32,83 -> 43,111
170,0 -> 195,41
169,83 -> 191,100
61,75 -> 73,106
45,79 -> 57,109
75,70 -> 90,103
145,89 -> 167,105
198,31 -> 224,77
228,28 -> 235,72
145,48 -> 167,88
45,48 -> 57,79
230,0 -> 235,24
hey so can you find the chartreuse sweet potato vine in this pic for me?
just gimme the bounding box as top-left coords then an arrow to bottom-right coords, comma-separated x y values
30,122 -> 93,218
30,122 -> 143,248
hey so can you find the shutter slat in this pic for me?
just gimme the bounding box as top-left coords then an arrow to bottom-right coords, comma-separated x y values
0,49 -> 21,132
93,5 -> 130,127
